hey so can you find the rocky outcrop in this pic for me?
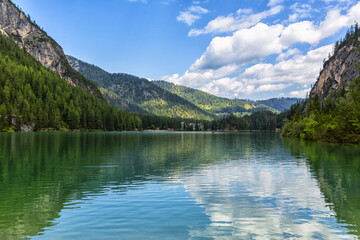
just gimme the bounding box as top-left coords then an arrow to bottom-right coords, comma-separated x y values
310,39 -> 360,101
0,0 -> 102,98
0,0 -> 68,79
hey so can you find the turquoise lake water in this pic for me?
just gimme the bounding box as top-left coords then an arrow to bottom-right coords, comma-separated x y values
0,132 -> 359,239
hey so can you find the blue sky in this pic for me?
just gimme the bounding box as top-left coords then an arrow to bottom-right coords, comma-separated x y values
11,0 -> 360,100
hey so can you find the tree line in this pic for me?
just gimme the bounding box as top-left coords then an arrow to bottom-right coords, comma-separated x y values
281,78 -> 360,143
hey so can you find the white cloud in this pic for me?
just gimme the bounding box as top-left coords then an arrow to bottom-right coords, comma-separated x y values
177,6 -> 209,26
188,6 -> 208,14
276,48 -> 301,61
177,12 -> 201,26
197,45 -> 330,97
189,5 -> 283,36
192,23 -> 284,70
268,0 -> 283,7
291,3 -> 312,14
241,45 -> 333,85
164,44 -> 332,98
199,78 -> 255,97
290,88 -> 311,98
254,83 -> 290,93
287,3 -> 312,22
281,4 -> 360,46
189,2 -> 360,73
162,64 -> 238,88
165,2 -> 360,98
288,13 -> 299,22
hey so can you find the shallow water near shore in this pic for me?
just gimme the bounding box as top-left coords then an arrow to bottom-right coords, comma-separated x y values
0,132 -> 359,239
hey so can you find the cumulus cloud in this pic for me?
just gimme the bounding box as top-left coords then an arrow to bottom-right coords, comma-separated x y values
163,43 -> 332,98
192,23 -> 284,70
197,45 -> 331,98
199,78 -> 255,97
177,6 -> 209,26
189,5 -> 283,36
241,45 -> 333,86
163,64 -> 238,88
189,3 -> 360,73
163,2 -> 360,98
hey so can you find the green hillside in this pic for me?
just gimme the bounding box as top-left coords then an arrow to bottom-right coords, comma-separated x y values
153,80 -> 279,117
0,33 -> 141,131
67,56 -> 214,120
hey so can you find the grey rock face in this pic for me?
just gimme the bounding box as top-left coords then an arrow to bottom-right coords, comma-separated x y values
0,0 -> 97,89
310,41 -> 360,101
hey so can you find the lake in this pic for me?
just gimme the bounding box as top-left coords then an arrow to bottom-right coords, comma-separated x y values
0,132 -> 359,239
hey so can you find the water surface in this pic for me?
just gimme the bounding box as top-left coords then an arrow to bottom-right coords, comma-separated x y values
0,132 -> 359,239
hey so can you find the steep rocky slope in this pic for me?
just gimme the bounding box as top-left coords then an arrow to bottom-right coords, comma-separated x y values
310,35 -> 360,101
0,0 -> 102,98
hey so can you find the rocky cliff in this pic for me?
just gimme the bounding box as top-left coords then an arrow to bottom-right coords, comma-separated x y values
0,0 -> 102,98
310,36 -> 360,101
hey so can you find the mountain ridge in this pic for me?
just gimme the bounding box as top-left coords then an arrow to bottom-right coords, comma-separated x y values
0,0 -> 102,98
68,56 -> 300,119
153,80 -> 301,115
67,55 -> 215,120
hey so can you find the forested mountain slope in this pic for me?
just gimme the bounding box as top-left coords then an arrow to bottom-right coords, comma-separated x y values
0,33 -> 141,131
67,56 -> 215,120
153,80 -> 281,116
282,25 -> 360,143
0,0 -> 102,98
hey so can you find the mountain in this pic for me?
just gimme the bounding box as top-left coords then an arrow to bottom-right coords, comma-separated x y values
255,98 -> 302,112
68,56 -> 300,119
153,80 -> 282,116
0,33 -> 141,131
67,56 -> 215,120
282,25 -> 360,143
0,0 -> 102,98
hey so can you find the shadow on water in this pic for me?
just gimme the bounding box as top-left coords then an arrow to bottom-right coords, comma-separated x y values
0,132 -> 279,239
282,138 -> 360,236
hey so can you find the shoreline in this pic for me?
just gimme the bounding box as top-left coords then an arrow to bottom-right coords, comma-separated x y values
0,129 -> 279,133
